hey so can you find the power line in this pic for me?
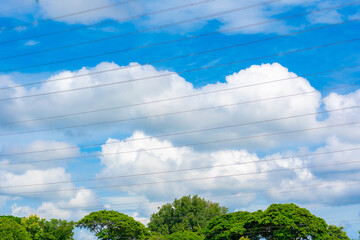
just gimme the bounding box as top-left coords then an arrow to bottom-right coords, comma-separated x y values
1,64 -> 359,128
2,0 -> 137,31
7,180 -> 360,215
1,37 -> 359,101
0,0 -> 219,45
1,11 -> 357,90
0,96 -> 358,138
2,120 -> 360,166
1,0 -> 357,62
2,17 -> 358,73
4,158 -> 360,194
1,147 -> 360,189
0,0 -> 279,59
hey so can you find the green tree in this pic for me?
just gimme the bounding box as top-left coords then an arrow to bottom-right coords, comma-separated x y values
256,203 -> 328,240
166,230 -> 204,240
21,214 -> 74,240
148,195 -> 228,235
201,211 -> 255,240
0,215 -> 22,224
323,225 -> 350,240
0,217 -> 30,240
203,203 -> 349,240
77,210 -> 148,240
147,233 -> 167,240
42,219 -> 75,240
21,215 -> 44,240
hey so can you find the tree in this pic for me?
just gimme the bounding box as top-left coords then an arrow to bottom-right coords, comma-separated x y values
322,225 -> 350,240
0,217 -> 30,240
0,215 -> 22,224
166,230 -> 204,240
77,210 -> 148,240
255,203 -> 328,240
21,214 -> 74,240
42,219 -> 75,240
203,203 -> 349,240
148,195 -> 228,235
201,211 -> 255,240
21,215 -> 44,240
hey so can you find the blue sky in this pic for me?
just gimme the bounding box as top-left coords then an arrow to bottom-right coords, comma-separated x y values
0,0 -> 360,238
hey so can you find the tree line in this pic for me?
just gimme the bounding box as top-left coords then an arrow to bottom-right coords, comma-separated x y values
0,195 -> 358,239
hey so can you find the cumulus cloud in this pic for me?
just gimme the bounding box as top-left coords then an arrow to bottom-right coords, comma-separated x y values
1,61 -> 360,152
0,140 -> 97,217
1,61 -> 360,219
0,62 -> 333,151
11,188 -> 100,220
0,167 -> 75,200
95,131 -> 360,207
0,140 -> 80,169
77,229 -> 97,240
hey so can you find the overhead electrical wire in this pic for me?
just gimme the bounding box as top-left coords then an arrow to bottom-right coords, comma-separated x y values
1,0 -> 138,31
1,8 -> 358,90
2,18 -> 358,73
0,64 -> 359,129
0,0 -> 220,44
2,120 -> 360,166
3,159 -> 360,194
0,0 -> 282,47
0,0 -> 279,59
1,37 -> 359,102
0,1 -> 358,227
2,147 -> 360,189
0,101 -> 359,138
7,181 -> 360,215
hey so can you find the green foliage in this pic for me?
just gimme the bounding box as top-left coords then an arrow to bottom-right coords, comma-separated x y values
166,230 -> 204,240
0,217 -> 30,240
21,214 -> 74,240
77,210 -> 148,240
203,203 -> 349,240
148,195 -> 228,235
21,215 -> 44,240
256,203 -> 328,240
42,219 -> 75,240
0,215 -> 22,224
201,211 -> 255,240
147,233 -> 167,240
322,225 -> 350,240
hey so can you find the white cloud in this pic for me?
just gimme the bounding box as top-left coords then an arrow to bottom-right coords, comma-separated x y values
1,62 -> 331,151
1,0 -> 349,34
11,188 -> 100,220
0,167 -> 75,200
24,40 -> 39,46
0,140 -> 80,170
1,61 -> 360,152
93,131 -> 360,210
1,61 -> 360,220
77,229 -> 97,240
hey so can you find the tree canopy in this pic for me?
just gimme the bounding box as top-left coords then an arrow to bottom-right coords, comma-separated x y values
0,217 -> 30,240
202,203 -> 346,240
77,210 -> 149,240
148,195 -> 228,235
0,199 -> 353,239
166,230 -> 204,240
323,225 -> 350,240
21,215 -> 75,240
201,211 -> 255,240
